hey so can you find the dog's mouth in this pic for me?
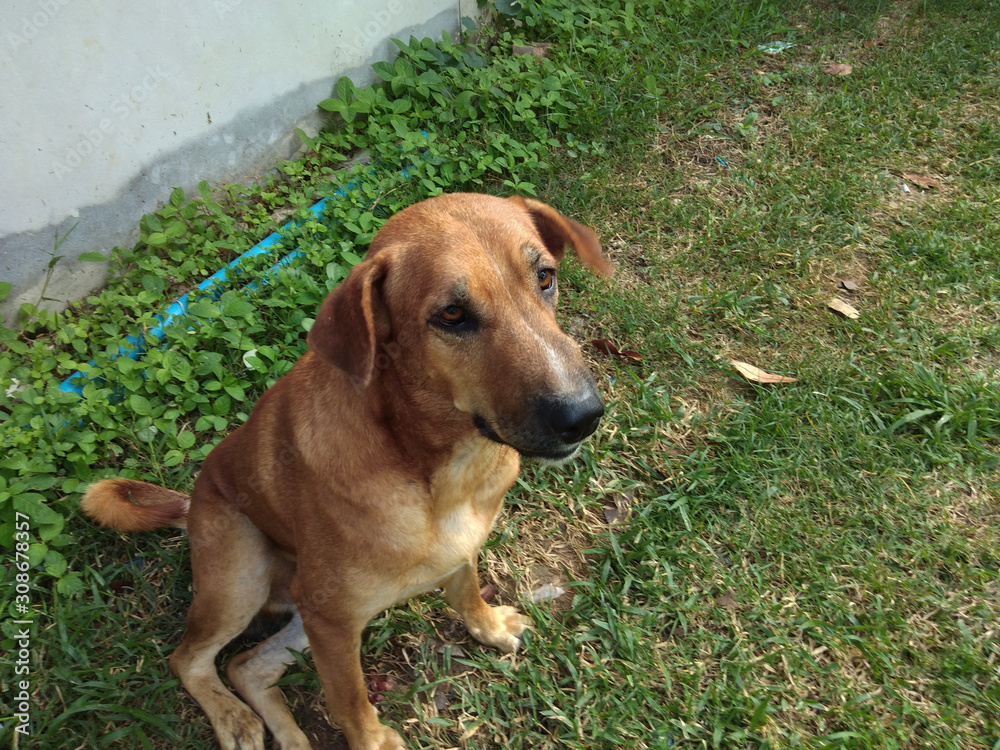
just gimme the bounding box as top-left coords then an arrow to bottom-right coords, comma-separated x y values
529,443 -> 583,465
473,413 -> 507,446
473,417 -> 580,463
472,398 -> 604,464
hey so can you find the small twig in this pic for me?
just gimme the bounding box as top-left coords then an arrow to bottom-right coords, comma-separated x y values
370,184 -> 401,213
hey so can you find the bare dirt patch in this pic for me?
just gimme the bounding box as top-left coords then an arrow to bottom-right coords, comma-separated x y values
654,124 -> 751,197
927,479 -> 1000,547
488,503 -> 593,611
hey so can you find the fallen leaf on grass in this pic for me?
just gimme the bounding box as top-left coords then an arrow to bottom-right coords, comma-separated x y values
592,338 -> 642,361
529,584 -> 567,603
828,297 -> 860,319
901,173 -> 941,190
838,279 -> 859,291
716,589 -> 739,610
592,338 -> 618,356
730,360 -> 798,384
825,63 -> 853,76
512,43 -> 554,58
431,640 -> 466,658
459,723 -> 482,742
604,488 -> 636,524
110,579 -> 135,596
433,688 -> 451,711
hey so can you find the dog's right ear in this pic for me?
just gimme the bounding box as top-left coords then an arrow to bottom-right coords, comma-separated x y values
307,255 -> 389,388
511,196 -> 613,277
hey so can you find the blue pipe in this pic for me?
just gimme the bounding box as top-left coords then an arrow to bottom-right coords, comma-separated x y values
57,201 -> 326,395
58,143 -> 425,396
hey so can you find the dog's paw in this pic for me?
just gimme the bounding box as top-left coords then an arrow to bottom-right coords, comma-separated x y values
273,729 -> 313,750
213,705 -> 267,750
467,605 -> 533,654
365,724 -> 407,750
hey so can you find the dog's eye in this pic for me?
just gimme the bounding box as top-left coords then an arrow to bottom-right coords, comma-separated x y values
437,305 -> 467,326
538,269 -> 556,291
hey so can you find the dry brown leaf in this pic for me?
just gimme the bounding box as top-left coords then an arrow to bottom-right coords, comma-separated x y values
430,639 -> 467,657
838,279 -> 859,291
459,724 -> 482,742
828,297 -> 860,319
592,338 -> 620,357
716,589 -> 739,610
730,360 -> 798,384
902,173 -> 941,190
512,43 -> 554,58
604,489 -> 636,524
825,63 -> 853,76
592,338 -> 643,362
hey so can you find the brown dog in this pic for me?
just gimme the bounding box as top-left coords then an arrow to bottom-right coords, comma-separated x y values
82,193 -> 609,750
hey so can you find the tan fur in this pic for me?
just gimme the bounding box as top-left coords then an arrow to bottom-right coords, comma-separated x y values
81,479 -> 189,531
82,193 -> 608,750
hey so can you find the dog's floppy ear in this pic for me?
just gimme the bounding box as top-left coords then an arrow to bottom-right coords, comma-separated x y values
513,196 -> 613,276
307,255 -> 389,388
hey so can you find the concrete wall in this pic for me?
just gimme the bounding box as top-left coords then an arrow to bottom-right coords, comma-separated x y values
0,0 -> 471,326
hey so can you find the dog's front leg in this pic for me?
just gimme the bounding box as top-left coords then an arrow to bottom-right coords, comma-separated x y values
300,610 -> 405,750
443,561 -> 532,654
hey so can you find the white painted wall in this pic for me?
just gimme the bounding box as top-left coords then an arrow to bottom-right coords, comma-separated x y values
0,0 -> 469,325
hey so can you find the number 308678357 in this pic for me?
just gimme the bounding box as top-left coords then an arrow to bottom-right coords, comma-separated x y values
14,512 -> 31,598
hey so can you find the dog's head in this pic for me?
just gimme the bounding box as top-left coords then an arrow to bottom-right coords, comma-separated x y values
308,193 -> 611,462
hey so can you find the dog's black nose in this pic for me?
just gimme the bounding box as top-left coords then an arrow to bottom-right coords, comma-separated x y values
545,391 -> 604,445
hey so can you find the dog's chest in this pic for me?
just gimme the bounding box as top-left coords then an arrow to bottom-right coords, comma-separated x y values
351,442 -> 519,615
431,442 -> 517,555
434,450 -> 515,554
387,443 -> 518,599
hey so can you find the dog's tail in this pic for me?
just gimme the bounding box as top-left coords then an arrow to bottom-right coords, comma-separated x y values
80,479 -> 190,532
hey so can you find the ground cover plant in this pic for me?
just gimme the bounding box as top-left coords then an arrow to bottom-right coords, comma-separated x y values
2,0 -> 998,747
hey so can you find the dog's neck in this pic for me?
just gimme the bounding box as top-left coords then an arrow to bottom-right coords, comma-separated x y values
367,362 -> 497,467
295,351 -> 508,480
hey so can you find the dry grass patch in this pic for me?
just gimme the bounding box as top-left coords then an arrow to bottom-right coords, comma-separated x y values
926,478 -> 1000,548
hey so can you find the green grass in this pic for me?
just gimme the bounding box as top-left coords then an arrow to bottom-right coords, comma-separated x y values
3,0 -> 1000,748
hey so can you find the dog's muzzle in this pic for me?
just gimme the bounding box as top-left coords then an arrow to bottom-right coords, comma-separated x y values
474,384 -> 605,462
